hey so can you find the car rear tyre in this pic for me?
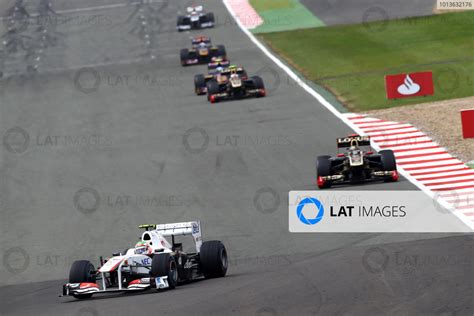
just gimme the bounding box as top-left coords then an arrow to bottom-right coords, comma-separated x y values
380,150 -> 396,171
207,81 -> 220,102
151,254 -> 177,289
194,74 -> 206,95
177,16 -> 184,27
207,12 -> 215,23
180,49 -> 189,66
200,240 -> 228,278
317,155 -> 332,189
251,75 -> 265,89
216,45 -> 226,59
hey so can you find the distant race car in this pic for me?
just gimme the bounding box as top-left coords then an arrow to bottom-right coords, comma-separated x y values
177,6 -> 215,32
207,57 -> 231,74
316,135 -> 399,189
206,66 -> 265,103
180,36 -> 227,66
61,221 -> 228,299
193,60 -> 236,95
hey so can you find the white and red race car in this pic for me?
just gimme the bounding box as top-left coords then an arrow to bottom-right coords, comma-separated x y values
62,221 -> 228,299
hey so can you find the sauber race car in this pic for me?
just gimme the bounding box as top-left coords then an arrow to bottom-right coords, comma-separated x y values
180,36 -> 227,66
193,62 -> 243,96
61,221 -> 227,299
316,135 -> 399,189
177,6 -> 215,32
206,66 -> 265,103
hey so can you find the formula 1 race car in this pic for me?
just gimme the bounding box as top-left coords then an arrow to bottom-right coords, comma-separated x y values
193,61 -> 240,95
207,57 -> 231,74
180,36 -> 227,66
316,135 -> 399,189
61,221 -> 228,299
206,66 -> 265,103
177,6 -> 215,32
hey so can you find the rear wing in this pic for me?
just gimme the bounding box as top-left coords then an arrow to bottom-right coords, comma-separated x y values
221,67 -> 245,76
139,221 -> 203,252
337,135 -> 371,148
192,38 -> 211,45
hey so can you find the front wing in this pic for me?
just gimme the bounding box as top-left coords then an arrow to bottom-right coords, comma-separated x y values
61,277 -> 170,297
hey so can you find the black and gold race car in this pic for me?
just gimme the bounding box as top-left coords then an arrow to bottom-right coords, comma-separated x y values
193,62 -> 241,96
316,135 -> 399,189
205,66 -> 265,103
180,36 -> 226,67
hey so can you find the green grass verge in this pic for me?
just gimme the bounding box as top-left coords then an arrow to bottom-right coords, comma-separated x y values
258,11 -> 474,111
249,0 -> 295,11
249,0 -> 325,33
468,162 -> 474,169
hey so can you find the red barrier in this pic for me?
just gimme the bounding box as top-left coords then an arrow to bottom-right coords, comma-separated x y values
461,109 -> 474,139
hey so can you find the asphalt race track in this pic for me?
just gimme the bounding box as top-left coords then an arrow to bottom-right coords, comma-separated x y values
0,0 -> 472,315
300,0 -> 437,26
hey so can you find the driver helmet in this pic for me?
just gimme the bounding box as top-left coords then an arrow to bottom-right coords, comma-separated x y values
135,240 -> 152,254
217,74 -> 228,84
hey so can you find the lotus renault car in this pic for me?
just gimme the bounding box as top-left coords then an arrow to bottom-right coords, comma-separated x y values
205,66 -> 265,103
316,135 -> 399,189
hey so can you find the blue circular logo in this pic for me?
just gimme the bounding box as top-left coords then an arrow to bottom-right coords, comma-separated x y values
296,197 -> 324,225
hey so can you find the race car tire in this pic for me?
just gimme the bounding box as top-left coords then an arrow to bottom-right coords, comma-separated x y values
207,81 -> 220,102
180,49 -> 189,66
380,150 -> 397,171
216,45 -> 227,59
251,75 -> 265,89
200,240 -> 228,278
151,254 -> 178,289
207,12 -> 215,24
69,260 -> 96,283
194,74 -> 207,95
69,260 -> 96,299
380,150 -> 397,182
177,16 -> 185,31
317,156 -> 332,188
